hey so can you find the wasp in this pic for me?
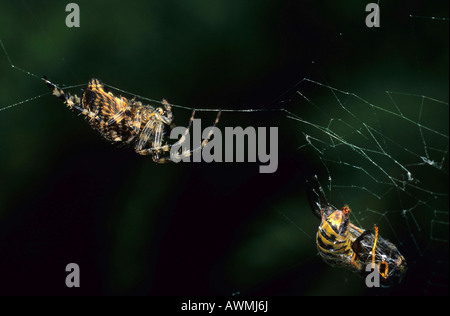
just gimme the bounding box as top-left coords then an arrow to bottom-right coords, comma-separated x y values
307,175 -> 407,287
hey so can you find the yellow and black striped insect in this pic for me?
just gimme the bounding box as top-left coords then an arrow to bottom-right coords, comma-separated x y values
307,175 -> 407,287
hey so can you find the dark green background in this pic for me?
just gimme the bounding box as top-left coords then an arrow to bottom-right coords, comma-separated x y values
0,1 -> 448,295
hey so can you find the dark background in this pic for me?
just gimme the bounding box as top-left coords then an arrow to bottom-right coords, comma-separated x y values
0,1 -> 448,295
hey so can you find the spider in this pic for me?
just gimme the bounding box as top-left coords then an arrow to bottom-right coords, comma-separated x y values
307,175 -> 407,287
43,77 -> 221,163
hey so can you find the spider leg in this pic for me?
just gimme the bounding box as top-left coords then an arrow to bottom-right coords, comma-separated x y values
150,99 -> 173,126
153,122 -> 164,149
201,111 -> 221,147
135,119 -> 155,151
44,77 -> 81,111
135,109 -> 221,163
106,107 -> 133,126
151,122 -> 172,163
168,110 -> 221,160
183,111 -> 221,156
44,77 -> 109,125
162,99 -> 173,123
174,110 -> 196,150
134,115 -> 172,162
134,110 -> 195,158
106,110 -> 127,126
131,108 -> 142,135
74,105 -> 101,121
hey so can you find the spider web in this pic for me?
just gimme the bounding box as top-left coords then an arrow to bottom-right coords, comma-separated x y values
280,12 -> 448,294
226,8 -> 447,295
0,1 -> 448,296
281,79 -> 448,294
